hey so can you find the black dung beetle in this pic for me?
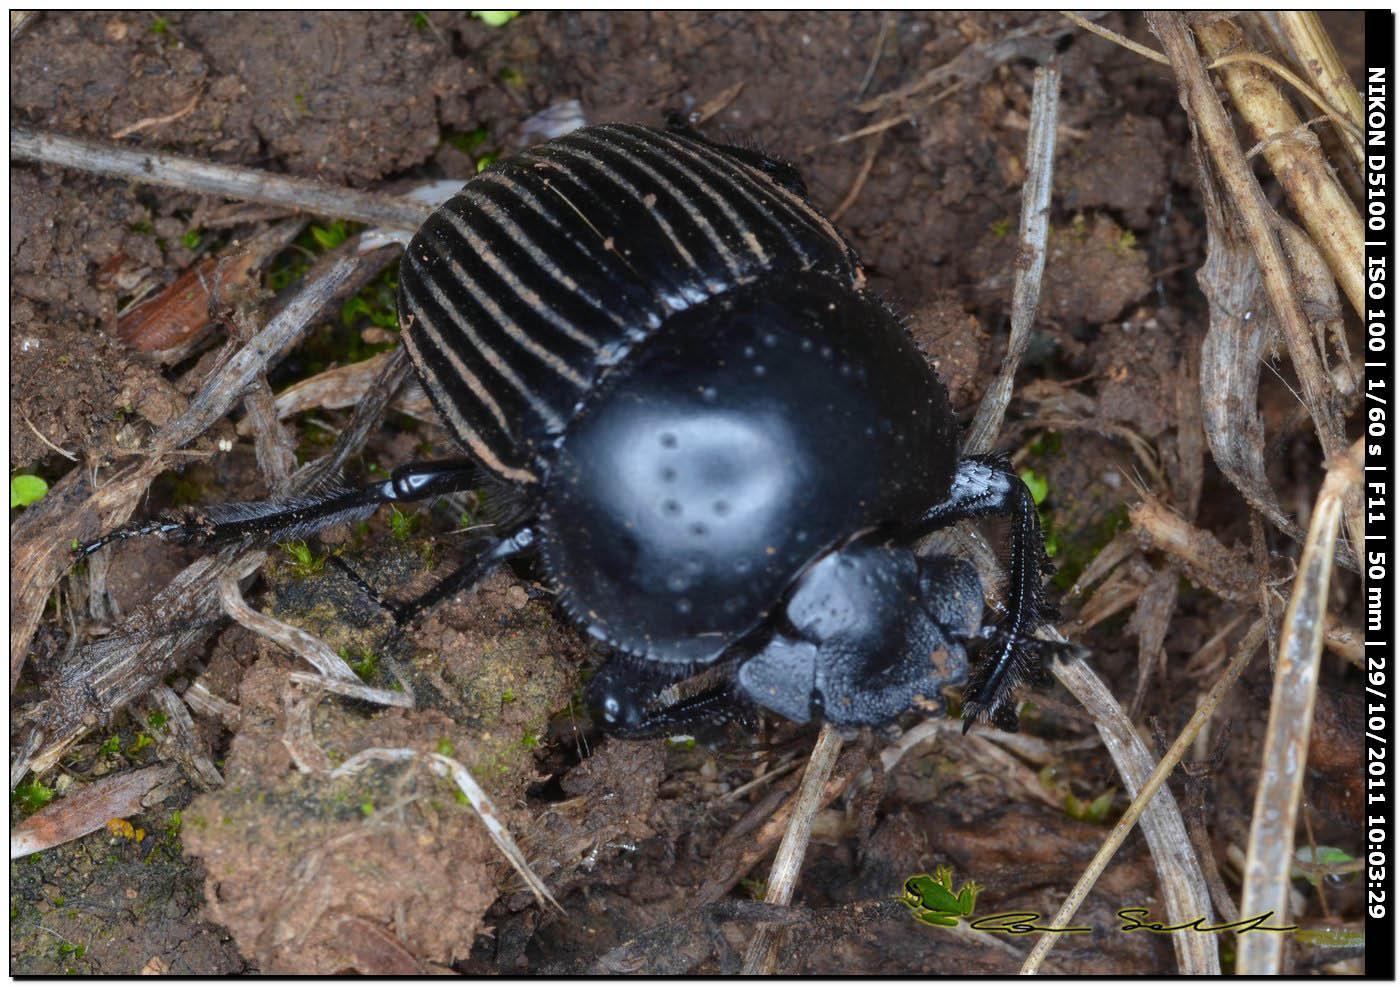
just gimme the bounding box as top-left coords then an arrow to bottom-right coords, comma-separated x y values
79,123 -> 1059,736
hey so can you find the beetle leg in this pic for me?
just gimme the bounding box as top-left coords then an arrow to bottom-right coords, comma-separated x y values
908,454 -> 1056,730
75,458 -> 482,558
391,524 -> 535,626
590,654 -> 746,737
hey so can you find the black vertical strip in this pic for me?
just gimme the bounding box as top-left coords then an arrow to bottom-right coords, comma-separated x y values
1365,9 -> 1395,982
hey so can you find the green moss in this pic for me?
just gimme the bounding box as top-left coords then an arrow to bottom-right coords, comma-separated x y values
279,539 -> 326,579
346,649 -> 379,682
389,506 -> 419,540
15,778 -> 55,814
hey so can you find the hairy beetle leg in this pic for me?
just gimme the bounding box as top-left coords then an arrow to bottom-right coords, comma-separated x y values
329,524 -> 535,628
74,458 -> 483,559
909,454 -> 1056,731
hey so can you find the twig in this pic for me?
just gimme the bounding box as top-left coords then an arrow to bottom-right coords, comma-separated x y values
18,407 -> 77,461
828,131 -> 886,223
11,126 -> 433,231
1048,651 -> 1220,974
1237,439 -> 1360,974
1060,10 -> 1362,150
1020,619 -> 1267,974
856,13 -> 896,97
1058,10 -> 1170,66
18,346 -> 412,776
740,722 -> 844,975
154,257 -> 354,451
111,87 -> 203,139
829,112 -> 912,147
965,63 -> 1058,454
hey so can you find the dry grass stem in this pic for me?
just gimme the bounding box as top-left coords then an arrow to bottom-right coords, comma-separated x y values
11,126 -> 433,230
1237,439 -> 1360,974
740,722 -> 844,975
1045,653 -> 1220,975
1058,11 -> 1170,66
18,344 -> 411,777
1148,12 -> 1350,491
965,64 -> 1058,454
1021,617 -> 1266,974
1271,12 -> 1365,166
1193,19 -> 1364,321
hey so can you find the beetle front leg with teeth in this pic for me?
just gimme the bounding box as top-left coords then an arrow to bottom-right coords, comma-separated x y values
908,453 -> 1061,732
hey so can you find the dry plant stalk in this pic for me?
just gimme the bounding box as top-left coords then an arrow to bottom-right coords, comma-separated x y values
15,348 -> 411,780
1148,13 -> 1347,459
11,126 -> 433,231
1045,654 -> 1220,975
1020,619 -> 1267,975
965,64 -> 1058,454
740,722 -> 845,975
1192,17 -> 1364,321
1267,12 -> 1366,168
10,258 -> 355,690
1148,11 -> 1363,571
1237,438 -> 1361,974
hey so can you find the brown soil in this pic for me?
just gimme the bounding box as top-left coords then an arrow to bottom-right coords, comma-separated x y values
10,10 -> 1366,976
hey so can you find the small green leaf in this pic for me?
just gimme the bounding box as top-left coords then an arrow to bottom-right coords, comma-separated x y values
471,10 -> 521,27
310,220 -> 348,250
180,228 -> 203,250
11,474 -> 49,508
1018,469 -> 1049,506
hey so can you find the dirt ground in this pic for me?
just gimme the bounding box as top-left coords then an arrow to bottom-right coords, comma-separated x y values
10,10 -> 1367,976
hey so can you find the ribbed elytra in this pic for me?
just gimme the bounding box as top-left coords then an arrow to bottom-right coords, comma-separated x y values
397,123 -> 862,483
